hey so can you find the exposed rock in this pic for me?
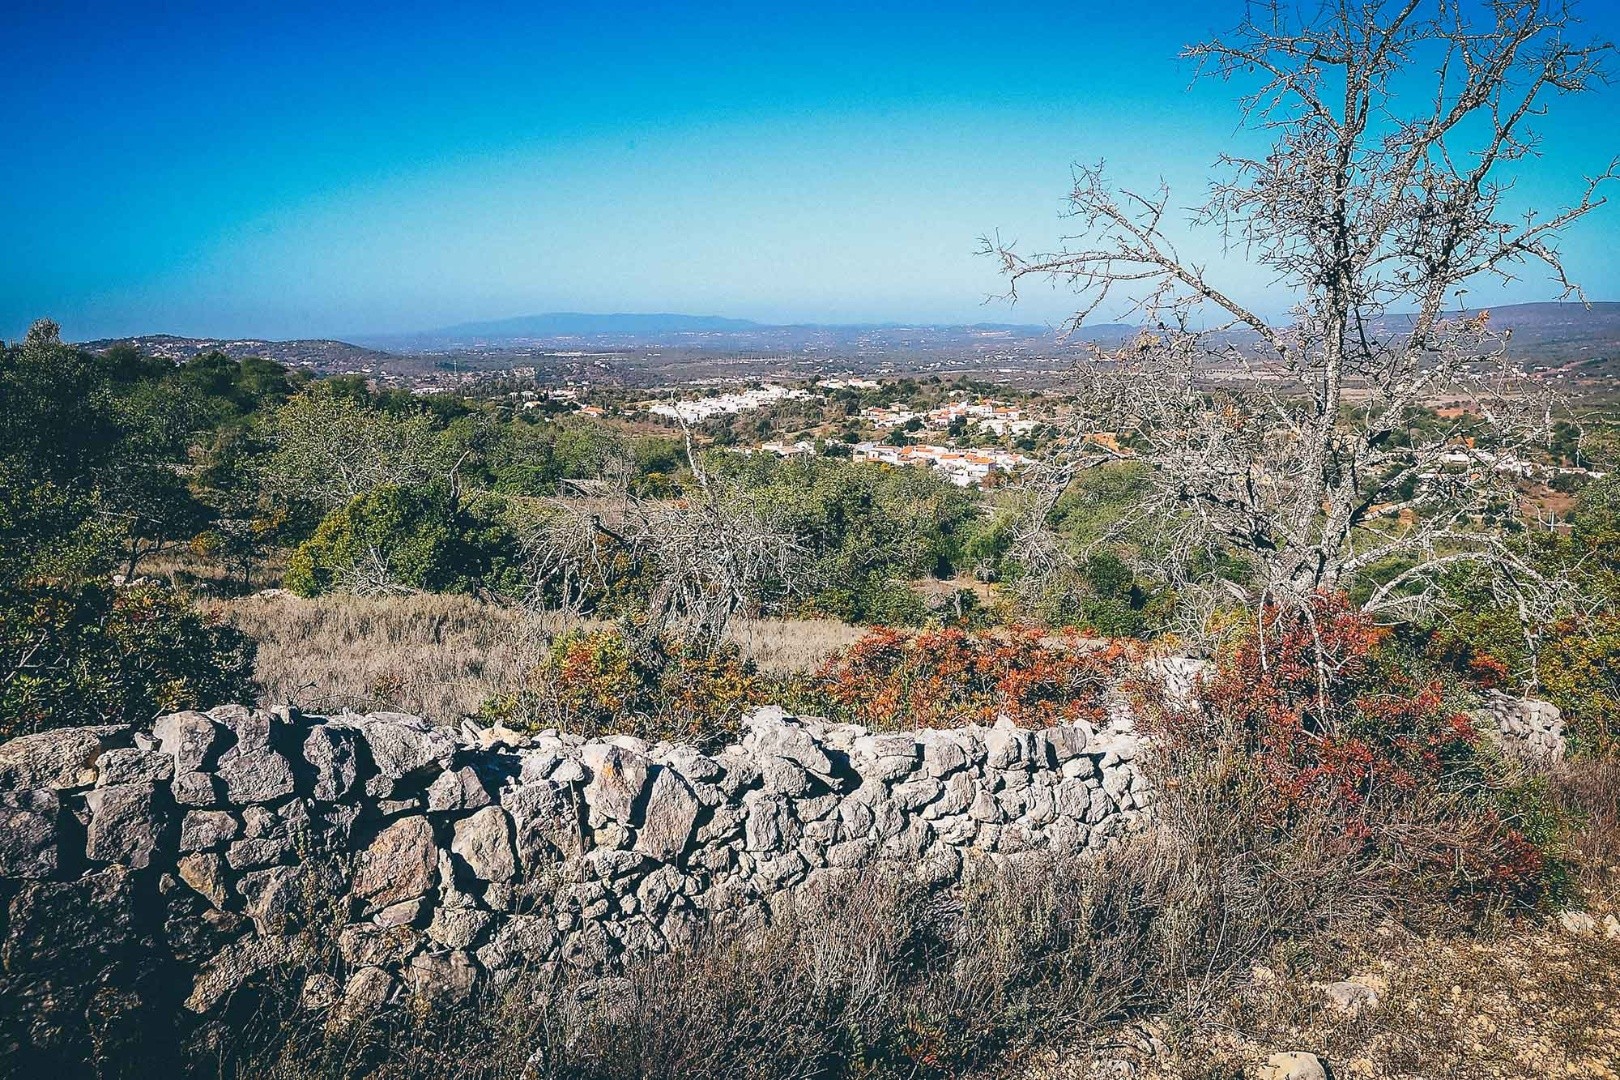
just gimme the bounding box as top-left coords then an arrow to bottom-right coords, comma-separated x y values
339,923 -> 420,967
171,770 -> 222,807
634,767 -> 700,862
348,714 -> 456,789
1258,1052 -> 1328,1080
427,906 -> 494,950
0,696 -> 1216,1057
239,865 -> 310,934
406,950 -> 479,1004
352,816 -> 437,912
179,810 -> 240,853
581,744 -> 650,824
84,782 -> 164,868
96,747 -> 175,786
427,763 -> 495,812
745,716 -> 836,778
186,934 -> 305,1013
451,806 -> 517,884
505,780 -> 583,870
340,966 -> 398,1017
0,725 -> 126,791
152,712 -> 223,773
0,789 -> 59,878
226,835 -> 293,870
300,973 -> 341,1010
1319,977 -> 1382,1015
215,740 -> 296,805
177,853 -> 232,909
303,724 -> 361,801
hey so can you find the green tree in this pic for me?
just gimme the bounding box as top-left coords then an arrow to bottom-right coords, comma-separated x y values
285,483 -> 521,598
0,321 -> 256,737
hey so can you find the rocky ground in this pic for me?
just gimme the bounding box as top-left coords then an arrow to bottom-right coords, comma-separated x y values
1035,898 -> 1620,1079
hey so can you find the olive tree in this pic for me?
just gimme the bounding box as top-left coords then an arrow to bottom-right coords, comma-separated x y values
992,0 -> 1614,630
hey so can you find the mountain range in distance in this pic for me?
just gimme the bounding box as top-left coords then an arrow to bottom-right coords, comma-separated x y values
70,302 -> 1620,380
352,312 -> 1100,353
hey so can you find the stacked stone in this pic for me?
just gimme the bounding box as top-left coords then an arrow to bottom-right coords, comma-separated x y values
0,702 -> 1149,1054
1477,690 -> 1567,766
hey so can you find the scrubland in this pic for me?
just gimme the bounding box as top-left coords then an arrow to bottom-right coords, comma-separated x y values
209,591 -> 866,722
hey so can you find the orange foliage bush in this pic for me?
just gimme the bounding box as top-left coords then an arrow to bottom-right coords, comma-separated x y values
1144,593 -> 1557,902
484,628 -> 762,746
813,625 -> 1131,730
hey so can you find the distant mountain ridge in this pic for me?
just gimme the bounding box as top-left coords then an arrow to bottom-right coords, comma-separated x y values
357,312 -> 1063,352
70,302 -> 1620,378
72,334 -> 393,369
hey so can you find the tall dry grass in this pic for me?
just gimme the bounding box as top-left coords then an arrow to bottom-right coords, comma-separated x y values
206,592 -> 536,721
208,592 -> 863,723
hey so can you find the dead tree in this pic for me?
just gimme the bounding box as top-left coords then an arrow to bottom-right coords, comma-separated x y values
522,444 -> 806,654
991,0 -> 1614,637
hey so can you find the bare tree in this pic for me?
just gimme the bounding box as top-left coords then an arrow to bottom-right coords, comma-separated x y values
990,0 -> 1613,629
522,438 -> 806,653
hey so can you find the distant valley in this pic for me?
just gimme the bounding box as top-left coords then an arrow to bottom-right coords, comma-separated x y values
73,302 -> 1620,389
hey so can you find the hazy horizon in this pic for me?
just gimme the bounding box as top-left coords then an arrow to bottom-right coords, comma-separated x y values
7,0 -> 1619,343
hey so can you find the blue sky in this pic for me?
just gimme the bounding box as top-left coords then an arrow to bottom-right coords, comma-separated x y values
5,0 -> 1618,341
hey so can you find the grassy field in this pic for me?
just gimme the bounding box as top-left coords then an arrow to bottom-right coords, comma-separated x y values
208,591 -> 866,723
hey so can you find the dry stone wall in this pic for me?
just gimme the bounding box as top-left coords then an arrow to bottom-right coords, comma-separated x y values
0,703 -> 1148,1068
0,687 -> 1565,1070
1478,690 -> 1567,765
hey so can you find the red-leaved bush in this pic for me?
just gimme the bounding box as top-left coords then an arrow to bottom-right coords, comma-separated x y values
1143,593 -> 1556,903
813,625 -> 1131,730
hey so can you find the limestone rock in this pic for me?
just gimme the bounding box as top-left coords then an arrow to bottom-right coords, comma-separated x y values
178,853 -> 232,909
451,806 -> 517,884
504,780 -> 583,870
1258,1052 -> 1328,1080
1319,978 -> 1381,1015
186,934 -> 305,1013
341,966 -> 399,1016
302,724 -> 361,801
581,743 -> 650,824
634,766 -> 700,862
239,865 -> 309,934
427,764 -> 495,812
406,950 -> 479,1004
226,834 -> 293,870
179,809 -> 240,852
348,714 -> 457,786
745,715 -> 836,777
339,923 -> 420,968
352,816 -> 438,912
84,782 -> 164,868
0,789 -> 59,878
0,724 -> 126,791
427,906 -> 494,950
215,742 -> 296,805
95,747 -> 174,786
153,711 -> 223,773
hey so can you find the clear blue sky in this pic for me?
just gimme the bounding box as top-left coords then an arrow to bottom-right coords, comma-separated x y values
5,0 -> 1618,341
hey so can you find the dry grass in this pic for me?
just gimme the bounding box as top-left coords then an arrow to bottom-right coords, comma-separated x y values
207,592 -> 864,723
725,617 -> 867,674
205,592 -> 536,721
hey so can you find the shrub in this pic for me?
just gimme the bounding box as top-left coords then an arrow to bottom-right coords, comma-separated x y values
0,581 -> 256,739
811,625 -> 1129,730
484,628 -> 763,746
1143,592 -> 1565,905
286,484 -> 521,598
